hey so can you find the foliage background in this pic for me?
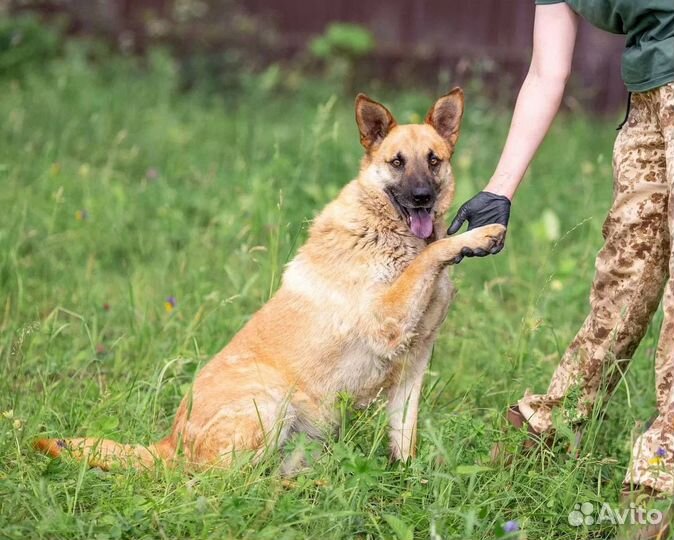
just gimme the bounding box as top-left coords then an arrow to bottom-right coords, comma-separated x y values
0,7 -> 661,540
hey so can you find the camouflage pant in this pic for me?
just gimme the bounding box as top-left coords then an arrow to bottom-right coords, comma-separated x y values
518,82 -> 674,494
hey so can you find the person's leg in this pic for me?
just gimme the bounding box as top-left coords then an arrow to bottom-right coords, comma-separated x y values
517,90 -> 669,435
626,82 -> 674,497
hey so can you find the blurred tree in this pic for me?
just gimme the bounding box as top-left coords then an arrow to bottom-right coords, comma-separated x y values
309,22 -> 375,91
5,0 -> 278,90
0,13 -> 61,77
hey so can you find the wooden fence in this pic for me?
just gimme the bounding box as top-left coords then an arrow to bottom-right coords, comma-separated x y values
247,0 -> 627,113
10,0 -> 628,112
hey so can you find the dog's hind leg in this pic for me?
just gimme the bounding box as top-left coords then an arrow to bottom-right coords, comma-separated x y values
170,386 -> 299,468
278,404 -> 327,477
279,435 -> 323,477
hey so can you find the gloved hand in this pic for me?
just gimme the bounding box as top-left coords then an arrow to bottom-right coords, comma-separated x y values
447,191 -> 511,263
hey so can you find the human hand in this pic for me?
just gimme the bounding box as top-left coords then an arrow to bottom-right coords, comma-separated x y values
447,191 -> 511,263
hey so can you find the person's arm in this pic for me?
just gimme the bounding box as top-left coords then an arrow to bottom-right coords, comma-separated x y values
448,3 -> 579,259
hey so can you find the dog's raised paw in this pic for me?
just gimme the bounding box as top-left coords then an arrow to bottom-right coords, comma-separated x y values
462,224 -> 506,251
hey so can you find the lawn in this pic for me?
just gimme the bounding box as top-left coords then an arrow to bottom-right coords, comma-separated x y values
0,47 -> 661,539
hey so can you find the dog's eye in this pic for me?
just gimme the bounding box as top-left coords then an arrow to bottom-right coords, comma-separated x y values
429,155 -> 440,167
391,158 -> 403,168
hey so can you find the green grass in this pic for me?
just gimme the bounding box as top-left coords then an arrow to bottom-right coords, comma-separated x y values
0,48 -> 665,539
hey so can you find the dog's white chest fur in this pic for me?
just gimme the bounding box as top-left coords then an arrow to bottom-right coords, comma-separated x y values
283,255 -> 452,407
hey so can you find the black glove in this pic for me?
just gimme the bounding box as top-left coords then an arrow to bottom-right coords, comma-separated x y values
447,191 -> 511,263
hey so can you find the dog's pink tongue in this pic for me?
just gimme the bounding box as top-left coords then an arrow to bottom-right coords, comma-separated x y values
409,208 -> 433,239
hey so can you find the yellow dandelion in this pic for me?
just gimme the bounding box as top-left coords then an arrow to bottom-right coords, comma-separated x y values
165,296 -> 177,313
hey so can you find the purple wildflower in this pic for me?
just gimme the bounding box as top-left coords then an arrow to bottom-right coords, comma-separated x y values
656,447 -> 666,458
503,520 -> 519,534
146,167 -> 159,181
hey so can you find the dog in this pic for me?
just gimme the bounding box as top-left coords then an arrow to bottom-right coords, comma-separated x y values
35,88 -> 504,472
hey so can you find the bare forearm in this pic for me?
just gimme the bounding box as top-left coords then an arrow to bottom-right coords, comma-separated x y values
447,4 -> 578,255
484,3 -> 578,200
485,71 -> 567,199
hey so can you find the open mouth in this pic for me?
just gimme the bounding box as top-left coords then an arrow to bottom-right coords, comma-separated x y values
386,189 -> 435,240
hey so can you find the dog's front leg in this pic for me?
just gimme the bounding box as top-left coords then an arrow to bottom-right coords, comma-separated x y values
387,345 -> 431,461
388,276 -> 453,461
369,224 -> 504,357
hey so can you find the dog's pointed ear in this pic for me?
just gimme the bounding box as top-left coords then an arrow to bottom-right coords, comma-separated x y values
425,87 -> 464,153
355,94 -> 397,151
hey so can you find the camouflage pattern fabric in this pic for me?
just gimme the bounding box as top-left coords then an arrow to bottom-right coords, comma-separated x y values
517,82 -> 674,494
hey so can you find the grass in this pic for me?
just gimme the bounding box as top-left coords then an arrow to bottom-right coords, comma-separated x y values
0,47 -> 666,539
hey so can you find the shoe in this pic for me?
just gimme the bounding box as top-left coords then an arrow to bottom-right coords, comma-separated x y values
615,485 -> 672,539
490,405 -> 552,464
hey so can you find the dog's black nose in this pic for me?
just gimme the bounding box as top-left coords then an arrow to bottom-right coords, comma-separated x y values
411,186 -> 434,206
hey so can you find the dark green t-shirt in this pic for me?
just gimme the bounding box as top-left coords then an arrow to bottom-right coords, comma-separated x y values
535,0 -> 674,91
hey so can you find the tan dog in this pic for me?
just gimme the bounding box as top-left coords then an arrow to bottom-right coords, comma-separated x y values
35,89 -> 504,471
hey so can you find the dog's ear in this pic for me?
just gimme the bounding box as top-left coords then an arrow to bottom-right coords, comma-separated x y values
355,94 -> 397,152
425,87 -> 464,153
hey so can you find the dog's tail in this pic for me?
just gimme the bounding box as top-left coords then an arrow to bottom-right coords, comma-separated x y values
33,436 -> 174,470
